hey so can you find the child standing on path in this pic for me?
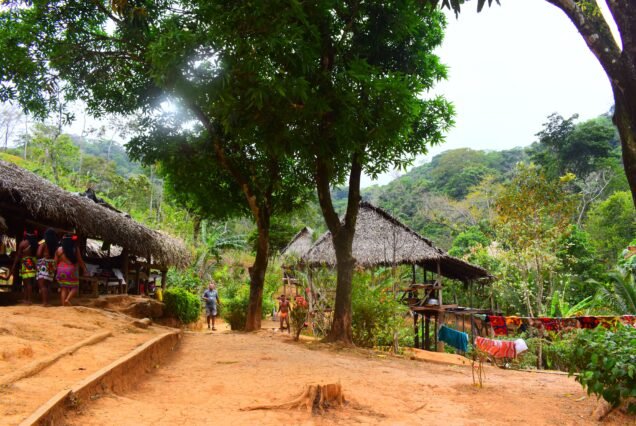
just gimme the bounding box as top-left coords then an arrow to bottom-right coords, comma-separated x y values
203,282 -> 220,330
8,228 -> 39,304
278,294 -> 290,333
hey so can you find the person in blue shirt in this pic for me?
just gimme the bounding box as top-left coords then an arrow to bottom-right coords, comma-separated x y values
203,282 -> 220,330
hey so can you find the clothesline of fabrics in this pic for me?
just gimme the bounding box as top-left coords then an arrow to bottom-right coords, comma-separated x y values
437,313 -> 636,359
479,314 -> 636,336
437,325 -> 529,359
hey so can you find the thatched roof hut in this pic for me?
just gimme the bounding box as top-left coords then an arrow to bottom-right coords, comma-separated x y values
304,202 -> 492,282
280,227 -> 313,259
0,160 -> 188,268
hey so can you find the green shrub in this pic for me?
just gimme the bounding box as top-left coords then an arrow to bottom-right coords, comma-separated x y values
568,326 -> 636,413
166,266 -> 204,293
163,287 -> 202,324
351,272 -> 408,348
542,332 -> 577,371
220,280 -> 250,330
220,278 -> 273,330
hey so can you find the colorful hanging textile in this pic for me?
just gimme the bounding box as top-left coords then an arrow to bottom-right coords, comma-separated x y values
514,338 -> 528,355
621,315 -> 636,328
538,318 -> 560,332
559,318 -> 579,330
438,325 -> 469,352
505,316 -> 522,328
474,336 -> 516,359
578,316 -> 600,329
487,315 -> 508,336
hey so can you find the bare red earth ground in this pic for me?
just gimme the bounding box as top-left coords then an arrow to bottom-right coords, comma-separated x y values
0,303 -> 168,425
65,323 -> 631,426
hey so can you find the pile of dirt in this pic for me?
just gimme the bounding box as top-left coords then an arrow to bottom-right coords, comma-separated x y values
85,295 -> 164,319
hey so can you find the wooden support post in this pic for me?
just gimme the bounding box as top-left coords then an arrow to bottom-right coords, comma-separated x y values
420,314 -> 425,349
436,260 -> 444,352
122,248 -> 129,294
435,313 -> 445,352
424,315 -> 430,351
135,261 -> 141,296
411,264 -> 416,284
469,314 -> 474,345
161,269 -> 167,291
413,312 -> 419,349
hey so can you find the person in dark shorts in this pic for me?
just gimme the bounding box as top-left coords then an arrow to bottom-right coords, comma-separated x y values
203,282 -> 220,330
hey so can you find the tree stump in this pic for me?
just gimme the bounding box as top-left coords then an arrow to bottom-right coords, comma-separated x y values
242,383 -> 345,414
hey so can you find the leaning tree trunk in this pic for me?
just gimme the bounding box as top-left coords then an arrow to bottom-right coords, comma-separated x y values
613,91 -> 636,209
245,213 -> 270,332
544,0 -> 636,209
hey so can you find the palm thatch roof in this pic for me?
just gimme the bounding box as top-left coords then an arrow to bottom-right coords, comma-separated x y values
0,160 -> 188,268
304,202 -> 492,282
280,227 -> 313,259
85,239 -> 124,259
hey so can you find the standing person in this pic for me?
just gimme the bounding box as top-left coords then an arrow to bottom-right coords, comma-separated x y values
203,282 -> 220,330
278,294 -> 290,333
55,234 -> 86,306
8,228 -> 39,304
36,228 -> 58,306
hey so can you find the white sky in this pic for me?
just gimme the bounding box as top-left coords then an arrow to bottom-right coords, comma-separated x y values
361,0 -> 617,187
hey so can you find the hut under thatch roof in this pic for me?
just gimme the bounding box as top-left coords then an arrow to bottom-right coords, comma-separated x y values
303,202 -> 492,282
280,227 -> 313,259
0,160 -> 188,269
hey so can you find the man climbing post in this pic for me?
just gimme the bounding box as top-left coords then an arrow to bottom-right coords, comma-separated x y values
203,282 -> 220,330
279,294 -> 290,333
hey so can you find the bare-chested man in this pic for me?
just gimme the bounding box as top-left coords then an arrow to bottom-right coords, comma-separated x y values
278,294 -> 290,333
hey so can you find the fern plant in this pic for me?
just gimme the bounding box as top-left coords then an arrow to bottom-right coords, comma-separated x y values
596,271 -> 636,315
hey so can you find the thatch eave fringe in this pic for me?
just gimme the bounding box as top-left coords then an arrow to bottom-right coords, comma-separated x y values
0,160 -> 189,269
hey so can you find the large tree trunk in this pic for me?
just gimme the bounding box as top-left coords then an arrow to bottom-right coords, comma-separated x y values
315,155 -> 362,345
327,228 -> 356,344
245,212 -> 270,331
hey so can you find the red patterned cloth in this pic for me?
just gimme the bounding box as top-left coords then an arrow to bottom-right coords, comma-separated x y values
487,315 -> 508,336
578,316 -> 600,329
559,318 -> 579,330
474,336 -> 516,359
538,318 -> 560,332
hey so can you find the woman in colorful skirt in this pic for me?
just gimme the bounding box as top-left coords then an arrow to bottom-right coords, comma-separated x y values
55,233 -> 86,306
8,228 -> 39,304
36,228 -> 58,306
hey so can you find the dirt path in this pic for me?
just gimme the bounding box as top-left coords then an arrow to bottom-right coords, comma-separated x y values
65,327 -> 625,426
0,304 -> 168,425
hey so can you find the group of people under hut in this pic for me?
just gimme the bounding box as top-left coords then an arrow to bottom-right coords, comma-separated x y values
5,228 -> 86,306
